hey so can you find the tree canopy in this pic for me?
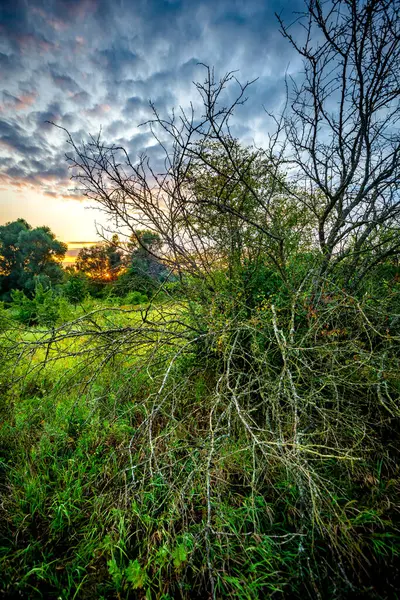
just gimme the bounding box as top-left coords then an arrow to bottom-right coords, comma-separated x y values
115,230 -> 168,296
0,219 -> 67,301
75,238 -> 123,283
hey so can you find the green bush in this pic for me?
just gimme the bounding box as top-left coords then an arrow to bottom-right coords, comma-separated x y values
124,291 -> 148,305
10,284 -> 74,326
62,273 -> 88,304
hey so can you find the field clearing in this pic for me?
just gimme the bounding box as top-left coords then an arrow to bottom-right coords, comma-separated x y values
0,298 -> 214,600
1,299 -> 192,390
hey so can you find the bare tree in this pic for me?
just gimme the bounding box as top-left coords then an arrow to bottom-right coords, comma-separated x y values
57,0 -> 400,292
52,67 -> 313,300
276,0 -> 400,285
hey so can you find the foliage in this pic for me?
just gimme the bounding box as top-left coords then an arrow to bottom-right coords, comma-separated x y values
124,291 -> 149,305
62,272 -> 88,304
76,238 -> 123,283
185,139 -> 315,283
1,267 -> 400,598
2,2 -> 400,598
0,219 -> 67,302
9,284 -> 73,326
114,230 -> 168,297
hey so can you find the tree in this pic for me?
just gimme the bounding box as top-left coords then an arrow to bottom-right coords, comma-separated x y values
127,230 -> 166,280
63,272 -> 88,304
54,69 -> 308,302
50,0 -> 400,294
0,219 -> 67,301
185,139 -> 315,285
115,230 -> 168,296
276,0 -> 400,285
75,240 -> 123,283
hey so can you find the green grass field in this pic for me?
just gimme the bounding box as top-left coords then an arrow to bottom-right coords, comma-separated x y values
1,293 -> 400,599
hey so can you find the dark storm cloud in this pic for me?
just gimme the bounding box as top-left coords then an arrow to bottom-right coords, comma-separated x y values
30,103 -> 64,127
95,48 -> 146,81
0,52 -> 21,78
0,0 -> 306,198
122,96 -> 151,120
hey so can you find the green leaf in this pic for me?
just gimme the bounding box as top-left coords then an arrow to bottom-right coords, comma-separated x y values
125,559 -> 146,589
107,558 -> 123,589
172,544 -> 188,568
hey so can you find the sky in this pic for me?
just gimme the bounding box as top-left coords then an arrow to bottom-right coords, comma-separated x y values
0,0 -> 304,254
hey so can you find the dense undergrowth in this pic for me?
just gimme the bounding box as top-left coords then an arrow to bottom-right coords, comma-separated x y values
1,264 -> 400,599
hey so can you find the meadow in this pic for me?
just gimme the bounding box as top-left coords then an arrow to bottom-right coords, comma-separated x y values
1,275 -> 400,599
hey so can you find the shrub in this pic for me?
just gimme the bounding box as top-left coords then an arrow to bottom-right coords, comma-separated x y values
124,291 -> 148,305
10,284 -> 73,326
62,274 -> 88,304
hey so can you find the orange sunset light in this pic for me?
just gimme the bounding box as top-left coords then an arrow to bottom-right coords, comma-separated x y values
63,241 -> 98,266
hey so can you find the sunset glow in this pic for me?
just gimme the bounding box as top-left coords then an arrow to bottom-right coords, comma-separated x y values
63,241 -> 98,265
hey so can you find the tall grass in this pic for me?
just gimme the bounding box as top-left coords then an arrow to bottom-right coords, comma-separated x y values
1,283 -> 400,598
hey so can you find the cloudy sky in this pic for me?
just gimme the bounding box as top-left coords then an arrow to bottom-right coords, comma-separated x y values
0,0 -> 304,246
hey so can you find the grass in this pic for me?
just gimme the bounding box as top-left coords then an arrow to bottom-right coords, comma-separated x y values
1,290 -> 400,598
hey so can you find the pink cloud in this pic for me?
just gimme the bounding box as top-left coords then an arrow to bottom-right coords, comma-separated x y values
3,92 -> 37,112
0,89 -> 37,114
84,103 -> 111,118
67,0 -> 98,19
0,140 -> 16,153
0,174 -> 26,188
73,36 -> 86,53
17,92 -> 37,109
0,174 -> 85,202
51,0 -> 98,21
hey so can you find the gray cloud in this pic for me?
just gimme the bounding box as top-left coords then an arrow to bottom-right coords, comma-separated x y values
71,91 -> 91,105
50,72 -> 82,94
0,0 -> 306,199
0,118 -> 44,156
